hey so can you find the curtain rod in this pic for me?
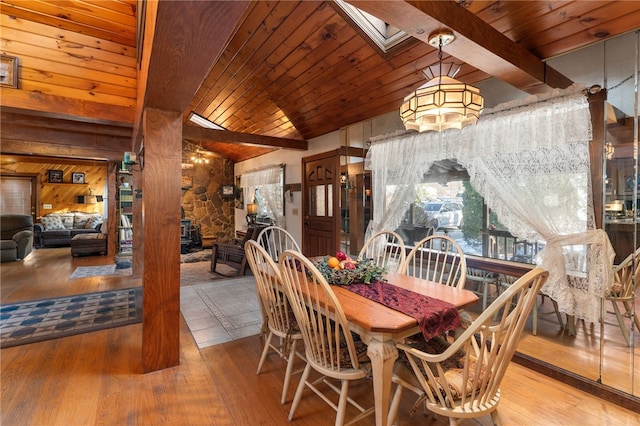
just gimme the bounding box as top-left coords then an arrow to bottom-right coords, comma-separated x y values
238,163 -> 285,176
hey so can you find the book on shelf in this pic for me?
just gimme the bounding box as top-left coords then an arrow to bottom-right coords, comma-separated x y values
120,214 -> 131,228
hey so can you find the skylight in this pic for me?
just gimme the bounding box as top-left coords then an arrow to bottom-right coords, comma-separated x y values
188,112 -> 225,130
334,0 -> 411,52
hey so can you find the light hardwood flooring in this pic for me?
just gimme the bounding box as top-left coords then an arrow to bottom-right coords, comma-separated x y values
1,248 -> 639,425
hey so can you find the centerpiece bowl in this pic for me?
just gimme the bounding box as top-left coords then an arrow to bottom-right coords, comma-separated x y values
314,251 -> 386,285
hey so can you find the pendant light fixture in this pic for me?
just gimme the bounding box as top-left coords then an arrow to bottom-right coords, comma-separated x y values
400,30 -> 484,132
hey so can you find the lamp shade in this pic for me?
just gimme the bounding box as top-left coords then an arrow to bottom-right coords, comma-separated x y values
246,203 -> 258,215
401,58 -> 483,133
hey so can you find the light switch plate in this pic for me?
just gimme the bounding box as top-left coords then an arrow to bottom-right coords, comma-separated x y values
43,204 -> 52,209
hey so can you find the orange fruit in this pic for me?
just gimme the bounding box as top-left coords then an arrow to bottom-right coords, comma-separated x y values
327,256 -> 340,269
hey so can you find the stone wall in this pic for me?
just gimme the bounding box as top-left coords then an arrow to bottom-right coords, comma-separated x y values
181,156 -> 235,246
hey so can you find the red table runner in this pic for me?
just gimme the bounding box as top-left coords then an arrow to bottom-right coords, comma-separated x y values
345,281 -> 461,340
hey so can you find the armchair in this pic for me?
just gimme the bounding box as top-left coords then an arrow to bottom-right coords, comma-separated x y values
210,225 -> 265,276
1,214 -> 34,262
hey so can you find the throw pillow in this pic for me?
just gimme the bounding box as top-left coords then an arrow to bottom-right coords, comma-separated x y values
40,215 -> 65,231
73,213 -> 90,229
85,214 -> 103,230
60,213 -> 75,229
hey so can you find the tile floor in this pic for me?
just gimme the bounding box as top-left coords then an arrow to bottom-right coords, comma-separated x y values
180,275 -> 263,349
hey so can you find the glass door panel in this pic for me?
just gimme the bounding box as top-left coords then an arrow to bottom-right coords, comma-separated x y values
601,31 -> 638,396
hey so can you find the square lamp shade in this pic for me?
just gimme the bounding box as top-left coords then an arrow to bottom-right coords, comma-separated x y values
246,203 -> 258,215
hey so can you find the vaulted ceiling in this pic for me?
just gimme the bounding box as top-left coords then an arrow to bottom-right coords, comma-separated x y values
1,1 -> 639,163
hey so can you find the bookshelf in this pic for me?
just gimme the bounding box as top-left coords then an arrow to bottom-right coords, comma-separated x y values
118,185 -> 133,256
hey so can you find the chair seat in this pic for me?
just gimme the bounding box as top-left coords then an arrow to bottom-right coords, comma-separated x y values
389,268 -> 549,426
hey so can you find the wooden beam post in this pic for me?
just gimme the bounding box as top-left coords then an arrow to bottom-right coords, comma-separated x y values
141,108 -> 182,372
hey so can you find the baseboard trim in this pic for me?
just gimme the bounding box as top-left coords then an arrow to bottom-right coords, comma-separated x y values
513,351 -> 640,413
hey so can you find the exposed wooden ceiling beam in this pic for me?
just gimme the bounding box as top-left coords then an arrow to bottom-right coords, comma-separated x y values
0,90 -> 134,126
0,121 -> 131,157
1,111 -> 132,138
133,1 -> 250,148
0,139 -> 127,162
182,125 -> 307,151
348,0 -> 573,93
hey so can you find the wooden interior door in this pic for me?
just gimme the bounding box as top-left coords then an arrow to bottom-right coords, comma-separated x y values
302,151 -> 340,257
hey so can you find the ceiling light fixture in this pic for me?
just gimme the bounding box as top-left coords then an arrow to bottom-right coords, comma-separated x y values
190,152 -> 210,164
400,30 -> 484,132
605,142 -> 614,160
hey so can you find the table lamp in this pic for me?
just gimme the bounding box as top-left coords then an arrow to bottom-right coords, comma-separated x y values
246,202 -> 258,225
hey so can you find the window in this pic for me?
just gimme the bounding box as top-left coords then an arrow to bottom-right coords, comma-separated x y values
366,87 -> 609,324
240,165 -> 285,226
393,165 -> 543,265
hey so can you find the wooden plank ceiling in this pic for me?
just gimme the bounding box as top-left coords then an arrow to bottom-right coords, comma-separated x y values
1,1 -> 639,162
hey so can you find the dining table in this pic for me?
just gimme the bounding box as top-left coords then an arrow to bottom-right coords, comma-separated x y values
329,272 -> 479,426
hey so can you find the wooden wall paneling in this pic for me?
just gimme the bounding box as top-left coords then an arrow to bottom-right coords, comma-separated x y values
0,13 -> 135,56
18,65 -> 137,98
0,155 -> 107,216
141,108 -> 181,372
0,11 -> 136,125
1,19 -> 136,68
0,1 -> 137,46
12,54 -> 136,92
10,39 -> 137,79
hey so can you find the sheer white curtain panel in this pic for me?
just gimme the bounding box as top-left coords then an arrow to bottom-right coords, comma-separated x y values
366,85 -> 615,323
240,166 -> 285,227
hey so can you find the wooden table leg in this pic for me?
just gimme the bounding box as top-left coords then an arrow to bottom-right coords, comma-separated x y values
366,336 -> 398,426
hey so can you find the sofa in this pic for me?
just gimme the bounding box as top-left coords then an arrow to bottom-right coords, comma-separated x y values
1,214 -> 34,262
35,212 -> 103,247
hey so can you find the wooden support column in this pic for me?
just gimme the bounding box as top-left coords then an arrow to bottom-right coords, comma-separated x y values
141,108 -> 182,372
588,89 -> 606,230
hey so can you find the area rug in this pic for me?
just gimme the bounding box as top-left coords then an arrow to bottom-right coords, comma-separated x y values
0,287 -> 142,348
70,264 -> 117,279
181,249 -> 212,263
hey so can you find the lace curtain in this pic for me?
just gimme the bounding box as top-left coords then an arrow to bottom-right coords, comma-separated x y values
240,165 -> 285,227
366,85 -> 615,323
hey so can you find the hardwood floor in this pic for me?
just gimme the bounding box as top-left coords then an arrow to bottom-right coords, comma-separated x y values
1,247 -> 137,303
1,248 -> 639,425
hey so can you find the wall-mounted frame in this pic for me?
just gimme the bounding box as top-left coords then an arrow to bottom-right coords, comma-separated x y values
235,188 -> 244,209
72,172 -> 85,184
221,184 -> 235,198
0,55 -> 18,88
48,170 -> 63,183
